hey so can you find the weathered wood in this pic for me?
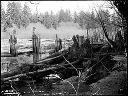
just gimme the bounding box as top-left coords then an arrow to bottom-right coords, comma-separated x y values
55,34 -> 62,52
32,27 -> 41,63
9,30 -> 17,57
35,52 -> 67,65
1,59 -> 80,82
2,67 -> 57,81
78,36 -> 84,47
36,49 -> 68,62
2,34 -> 125,95
91,37 -> 93,44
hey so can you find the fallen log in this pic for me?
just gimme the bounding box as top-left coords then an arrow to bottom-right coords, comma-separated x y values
32,50 -> 68,65
1,58 -> 80,82
36,52 -> 66,64
2,67 -> 57,82
1,52 -> 68,80
1,59 -> 82,92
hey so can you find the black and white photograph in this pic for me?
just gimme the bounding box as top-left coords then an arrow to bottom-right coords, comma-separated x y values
1,0 -> 127,96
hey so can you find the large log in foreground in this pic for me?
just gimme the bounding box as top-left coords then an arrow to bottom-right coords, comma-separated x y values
35,51 -> 68,65
1,59 -> 81,92
2,67 -> 57,82
1,58 -> 80,82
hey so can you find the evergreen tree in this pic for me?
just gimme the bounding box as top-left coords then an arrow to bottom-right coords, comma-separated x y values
73,11 -> 78,23
6,2 -> 22,28
44,12 -> 52,29
58,9 -> 65,22
1,7 -> 6,24
21,2 -> 31,28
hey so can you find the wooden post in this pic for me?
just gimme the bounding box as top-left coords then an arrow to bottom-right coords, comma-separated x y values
7,63 -> 9,72
59,38 -> 62,51
78,36 -> 84,47
91,37 -> 93,44
32,27 -> 40,63
55,34 -> 59,52
55,34 -> 62,52
55,34 -> 58,52
39,35 -> 41,59
64,38 -> 66,49
87,28 -> 89,39
9,30 -> 17,57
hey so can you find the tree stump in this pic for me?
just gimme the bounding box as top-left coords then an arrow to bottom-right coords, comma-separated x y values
9,32 -> 17,57
115,31 -> 125,52
32,30 -> 40,63
68,35 -> 91,60
55,34 -> 62,52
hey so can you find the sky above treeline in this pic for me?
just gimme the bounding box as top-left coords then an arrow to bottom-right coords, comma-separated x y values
1,1 -> 115,15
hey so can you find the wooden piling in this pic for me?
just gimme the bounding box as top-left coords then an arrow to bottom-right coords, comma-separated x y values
78,35 -> 85,47
91,37 -> 93,44
55,34 -> 62,52
9,30 -> 17,57
32,28 -> 40,63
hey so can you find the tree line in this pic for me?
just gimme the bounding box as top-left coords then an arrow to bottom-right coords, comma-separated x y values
1,2 -> 73,30
1,1 -> 122,38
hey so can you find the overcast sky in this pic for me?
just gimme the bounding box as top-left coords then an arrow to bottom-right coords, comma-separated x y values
1,1 -> 114,15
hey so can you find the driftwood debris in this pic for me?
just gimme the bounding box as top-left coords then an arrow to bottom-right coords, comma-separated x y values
1,34 -> 127,95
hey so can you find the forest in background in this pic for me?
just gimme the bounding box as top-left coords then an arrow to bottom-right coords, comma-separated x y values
1,1 -> 127,95
1,1 -> 123,40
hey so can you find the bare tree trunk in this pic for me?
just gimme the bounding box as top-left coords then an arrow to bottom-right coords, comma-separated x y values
101,21 -> 116,47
